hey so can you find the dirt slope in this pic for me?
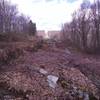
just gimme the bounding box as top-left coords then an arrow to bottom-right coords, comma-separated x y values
0,41 -> 100,100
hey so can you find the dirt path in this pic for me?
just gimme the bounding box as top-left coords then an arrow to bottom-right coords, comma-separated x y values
0,47 -> 100,99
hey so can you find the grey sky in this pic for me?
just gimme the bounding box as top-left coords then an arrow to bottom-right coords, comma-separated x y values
10,0 -> 94,31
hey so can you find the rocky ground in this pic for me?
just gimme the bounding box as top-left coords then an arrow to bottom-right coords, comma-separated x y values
0,40 -> 100,100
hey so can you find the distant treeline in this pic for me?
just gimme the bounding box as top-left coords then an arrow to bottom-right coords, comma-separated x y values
62,0 -> 100,53
0,0 -> 36,35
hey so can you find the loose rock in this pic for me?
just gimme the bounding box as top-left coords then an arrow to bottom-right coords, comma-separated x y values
47,75 -> 58,89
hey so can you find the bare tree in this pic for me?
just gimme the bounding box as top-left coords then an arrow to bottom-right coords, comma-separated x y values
61,0 -> 100,53
91,0 -> 100,50
0,0 -> 36,35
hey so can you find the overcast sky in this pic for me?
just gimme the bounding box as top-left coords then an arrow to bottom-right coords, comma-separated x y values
9,0 -> 94,31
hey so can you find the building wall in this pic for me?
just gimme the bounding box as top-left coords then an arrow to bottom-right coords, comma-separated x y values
37,30 -> 46,38
48,30 -> 61,40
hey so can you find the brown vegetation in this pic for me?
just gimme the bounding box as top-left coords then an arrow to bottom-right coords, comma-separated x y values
0,0 -> 100,100
0,38 -> 100,99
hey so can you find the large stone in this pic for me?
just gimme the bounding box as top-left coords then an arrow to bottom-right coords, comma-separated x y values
47,75 -> 58,89
39,68 -> 48,75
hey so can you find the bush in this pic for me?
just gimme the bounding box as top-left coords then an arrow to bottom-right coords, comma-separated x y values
0,46 -> 23,65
